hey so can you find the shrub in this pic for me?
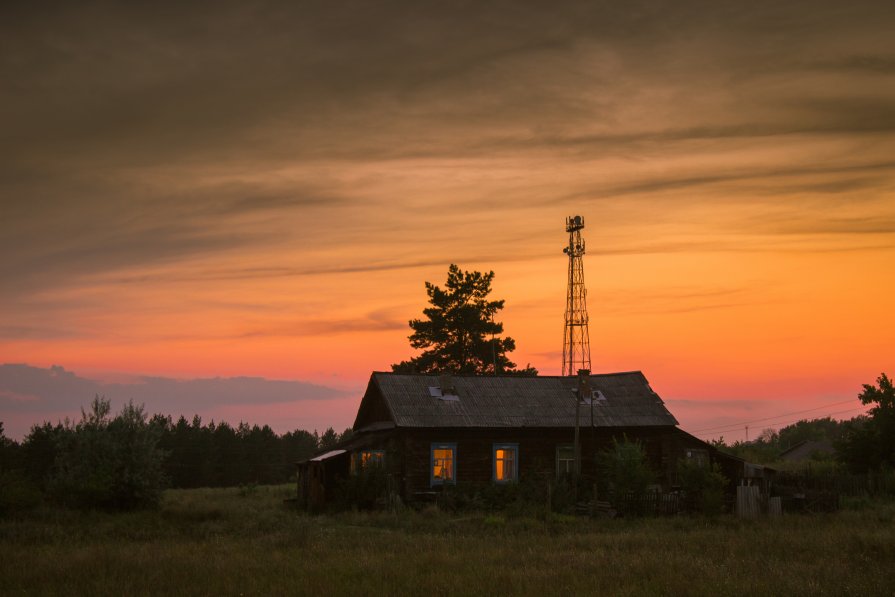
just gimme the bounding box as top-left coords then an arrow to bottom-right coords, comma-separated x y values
20,422 -> 71,490
677,459 -> 728,515
48,396 -> 167,510
597,437 -> 656,514
335,467 -> 388,510
0,470 -> 42,514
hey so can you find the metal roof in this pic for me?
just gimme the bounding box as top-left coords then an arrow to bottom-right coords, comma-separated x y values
309,449 -> 347,462
366,371 -> 678,429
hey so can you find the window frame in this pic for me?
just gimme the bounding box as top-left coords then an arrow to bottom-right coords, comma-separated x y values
430,442 -> 457,487
351,449 -> 385,474
556,444 -> 576,477
492,443 -> 519,484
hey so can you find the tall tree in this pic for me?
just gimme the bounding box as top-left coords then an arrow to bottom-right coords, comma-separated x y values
0,422 -> 20,472
391,264 -> 537,375
839,373 -> 895,471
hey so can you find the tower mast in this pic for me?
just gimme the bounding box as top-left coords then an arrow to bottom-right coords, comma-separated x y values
562,215 -> 591,376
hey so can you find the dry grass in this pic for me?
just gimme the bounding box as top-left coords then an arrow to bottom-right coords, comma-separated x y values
1,486 -> 893,596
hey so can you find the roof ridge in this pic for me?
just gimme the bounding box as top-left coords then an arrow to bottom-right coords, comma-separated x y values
371,370 -> 645,378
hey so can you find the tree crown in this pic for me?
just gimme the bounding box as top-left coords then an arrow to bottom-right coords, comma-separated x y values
391,264 -> 536,376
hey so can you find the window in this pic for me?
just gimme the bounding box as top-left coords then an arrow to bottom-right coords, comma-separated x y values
493,443 -> 519,483
431,443 -> 456,486
556,445 -> 576,477
578,390 -> 607,405
351,450 -> 384,474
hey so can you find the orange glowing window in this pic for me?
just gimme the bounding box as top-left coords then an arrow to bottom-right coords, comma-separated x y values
493,443 -> 518,483
351,450 -> 384,474
431,444 -> 456,485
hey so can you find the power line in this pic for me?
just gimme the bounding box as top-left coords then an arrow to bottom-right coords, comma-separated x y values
692,406 -> 869,440
693,405 -> 867,437
688,398 -> 859,434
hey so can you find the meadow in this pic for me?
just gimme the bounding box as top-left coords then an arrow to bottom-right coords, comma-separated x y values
1,485 -> 893,596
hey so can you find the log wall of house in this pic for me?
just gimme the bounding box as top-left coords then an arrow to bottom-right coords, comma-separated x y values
350,426 -> 713,500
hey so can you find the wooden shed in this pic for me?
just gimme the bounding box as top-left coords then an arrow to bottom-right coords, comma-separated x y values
299,370 -> 741,508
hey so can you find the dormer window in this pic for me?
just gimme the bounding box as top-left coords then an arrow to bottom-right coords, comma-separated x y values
576,389 -> 607,405
428,376 -> 459,401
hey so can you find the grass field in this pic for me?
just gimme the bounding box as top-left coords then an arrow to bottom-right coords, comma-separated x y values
1,485 -> 893,596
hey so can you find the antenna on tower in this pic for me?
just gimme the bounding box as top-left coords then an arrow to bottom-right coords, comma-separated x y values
562,215 -> 591,376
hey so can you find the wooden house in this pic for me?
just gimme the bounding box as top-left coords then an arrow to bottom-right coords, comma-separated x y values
297,370 -> 741,509
779,439 -> 836,462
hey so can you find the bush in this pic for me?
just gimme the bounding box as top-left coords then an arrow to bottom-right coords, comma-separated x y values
335,467 -> 388,510
550,476 -> 578,514
597,438 -> 656,514
48,396 -> 167,510
21,422 -> 70,490
0,470 -> 42,514
677,459 -> 728,515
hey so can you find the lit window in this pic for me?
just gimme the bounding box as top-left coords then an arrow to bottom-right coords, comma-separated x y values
493,443 -> 519,483
431,443 -> 456,486
351,450 -> 384,474
556,445 -> 576,477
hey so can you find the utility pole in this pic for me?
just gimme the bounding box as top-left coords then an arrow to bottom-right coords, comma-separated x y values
573,368 -> 590,498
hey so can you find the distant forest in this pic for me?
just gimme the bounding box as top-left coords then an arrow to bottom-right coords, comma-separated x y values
1,410 -> 352,491
711,416 -> 850,466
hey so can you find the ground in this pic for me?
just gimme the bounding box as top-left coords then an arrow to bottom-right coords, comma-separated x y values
1,486 -> 893,595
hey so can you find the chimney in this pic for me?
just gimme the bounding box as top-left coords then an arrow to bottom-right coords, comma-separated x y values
577,369 -> 591,402
439,373 -> 456,396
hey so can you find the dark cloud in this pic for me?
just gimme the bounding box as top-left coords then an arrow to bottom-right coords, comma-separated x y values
594,286 -> 771,316
1,0 -> 894,336
237,308 -> 408,339
0,362 -> 346,418
3,1 -> 893,167
0,325 -> 81,340
581,161 -> 895,200
741,215 -> 895,237
806,55 -> 895,75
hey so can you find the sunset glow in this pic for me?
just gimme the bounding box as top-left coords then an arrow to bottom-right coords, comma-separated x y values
2,2 -> 893,440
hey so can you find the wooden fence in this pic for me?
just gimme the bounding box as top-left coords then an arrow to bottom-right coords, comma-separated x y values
610,491 -> 687,516
775,471 -> 895,497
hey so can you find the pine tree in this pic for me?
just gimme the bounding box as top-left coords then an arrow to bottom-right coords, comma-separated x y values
391,264 -> 536,375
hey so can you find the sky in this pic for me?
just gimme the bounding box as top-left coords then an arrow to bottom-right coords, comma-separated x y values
2,1 -> 893,441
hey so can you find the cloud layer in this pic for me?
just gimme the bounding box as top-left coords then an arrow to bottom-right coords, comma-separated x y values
0,364 -> 350,439
1,1 -> 893,437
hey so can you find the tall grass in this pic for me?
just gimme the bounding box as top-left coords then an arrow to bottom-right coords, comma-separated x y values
1,485 -> 893,595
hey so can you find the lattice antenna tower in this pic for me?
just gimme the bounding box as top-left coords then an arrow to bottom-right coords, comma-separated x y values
562,215 -> 591,376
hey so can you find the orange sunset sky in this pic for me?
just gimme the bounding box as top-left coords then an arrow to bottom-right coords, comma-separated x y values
2,1 -> 893,440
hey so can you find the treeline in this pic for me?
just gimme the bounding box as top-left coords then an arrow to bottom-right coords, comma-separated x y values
0,397 -> 352,512
151,414 -> 351,488
712,416 -> 850,465
713,373 -> 895,473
